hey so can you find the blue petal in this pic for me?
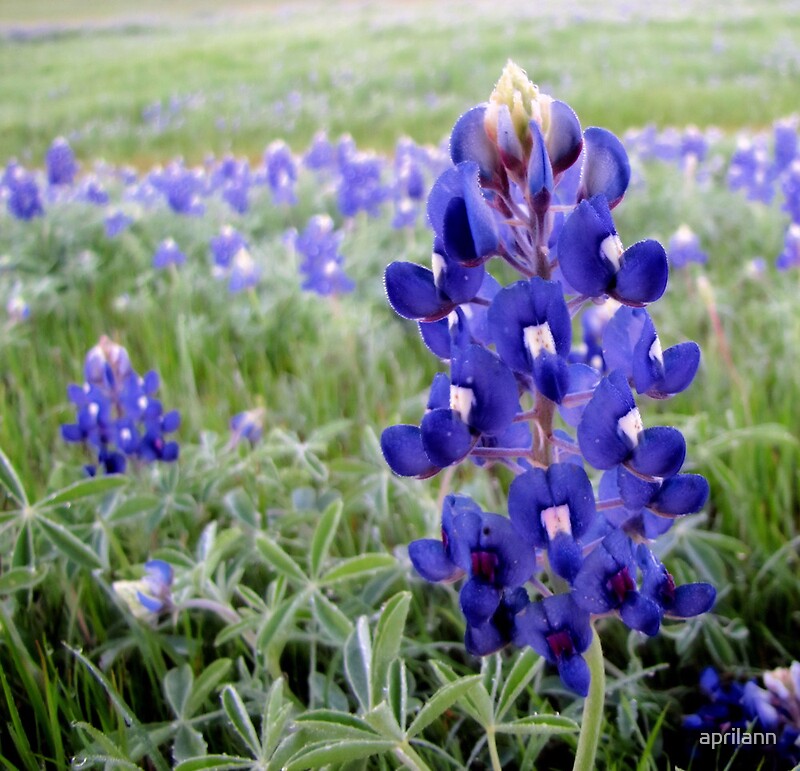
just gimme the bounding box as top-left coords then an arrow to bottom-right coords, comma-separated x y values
603,306 -> 645,378
508,468 -> 551,547
380,424 -> 440,478
612,240 -> 668,306
629,426 -> 686,478
455,345 -> 519,435
557,363 -> 602,428
557,653 -> 590,697
419,319 -> 451,359
532,351 -> 570,403
527,120 -> 553,209
577,370 -> 637,470
545,100 -> 583,176
547,463 -> 597,539
549,533 -> 583,583
667,583 -> 716,618
420,408 -> 475,468
427,166 -> 462,238
145,559 -> 174,586
442,162 -> 499,265
161,410 -> 181,433
428,372 -> 451,410
657,342 -> 701,397
434,243 -> 486,305
557,197 -> 617,297
408,539 -> 460,582
541,593 -> 593,654
617,466 -> 659,510
465,619 -> 508,656
450,104 -> 499,181
578,127 -> 631,208
620,593 -> 662,636
384,261 -> 450,321
478,512 -> 537,588
496,104 -> 525,173
460,577 -> 501,627
651,473 -> 709,517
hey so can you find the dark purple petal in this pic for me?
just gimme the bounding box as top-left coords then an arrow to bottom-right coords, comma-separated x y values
478,512 -> 537,587
527,120 -> 553,209
532,351 -> 570,403
455,345 -> 518,435
384,261 -> 450,321
612,240 -> 668,307
546,100 -> 583,176
427,167 -> 462,237
667,583 -> 716,618
465,619 -> 508,656
620,593 -> 662,636
161,442 -> 179,462
628,426 -> 686,478
651,473 -> 709,517
460,577 -> 502,627
557,197 -> 617,297
578,127 -> 631,208
420,408 -> 475,468
434,247 -> 486,305
450,104 -> 499,181
617,466 -> 659,510
409,539 -> 461,582
380,424 -> 440,478
557,653 -> 590,696
549,533 -> 583,582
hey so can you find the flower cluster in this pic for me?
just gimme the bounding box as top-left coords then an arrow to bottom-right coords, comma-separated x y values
684,665 -> 800,765
61,335 -> 180,475
382,62 -> 714,695
290,214 -> 354,296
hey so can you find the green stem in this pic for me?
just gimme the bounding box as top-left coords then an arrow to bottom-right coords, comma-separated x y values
487,727 -> 503,771
572,625 -> 605,771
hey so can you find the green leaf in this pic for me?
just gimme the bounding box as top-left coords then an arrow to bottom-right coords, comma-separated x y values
164,665 -> 194,719
294,709 -> 381,741
107,494 -> 160,523
0,566 -> 46,594
262,679 -> 292,758
36,474 -> 127,509
222,488 -> 259,529
173,724 -> 207,765
186,658 -> 232,719
494,714 -> 579,735
0,445 -> 28,507
221,685 -> 260,757
73,721 -> 142,770
387,658 -> 408,732
370,592 -> 411,708
283,739 -> 396,770
35,516 -> 102,569
310,591 -> 352,643
344,616 -> 373,713
255,534 -> 308,584
309,498 -> 342,578
429,660 -> 487,726
364,702 -> 403,740
256,591 -> 306,655
495,648 -> 542,721
320,553 -> 395,585
174,756 -> 253,771
406,675 -> 481,738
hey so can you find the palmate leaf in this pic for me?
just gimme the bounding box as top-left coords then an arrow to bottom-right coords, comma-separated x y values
344,616 -> 373,713
0,566 -> 46,594
309,498 -> 343,578
0,445 -> 28,507
495,648 -> 542,721
406,675 -> 482,738
221,685 -> 260,758
174,756 -> 253,771
494,714 -> 579,736
255,534 -> 308,584
36,474 -> 128,509
186,659 -> 233,719
370,592 -> 411,708
283,738 -> 397,770
164,665 -> 194,720
35,515 -> 102,569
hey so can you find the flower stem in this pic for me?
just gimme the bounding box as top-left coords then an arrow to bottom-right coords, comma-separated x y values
572,625 -> 605,771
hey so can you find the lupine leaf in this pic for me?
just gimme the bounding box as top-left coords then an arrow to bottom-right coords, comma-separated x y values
164,665 -> 194,719
36,516 -> 101,569
344,616 -> 373,713
495,648 -> 542,721
0,566 -> 46,594
173,724 -> 207,765
255,534 -> 308,584
36,474 -> 127,508
406,675 -> 481,738
320,553 -> 395,585
174,756 -> 253,771
309,498 -> 342,577
310,591 -> 353,643
221,685 -> 261,757
371,591 -> 411,707
294,709 -> 382,741
262,679 -> 292,758
283,739 -> 396,770
387,658 -> 408,732
494,714 -> 579,735
186,658 -> 232,719
0,446 -> 28,507
222,488 -> 259,529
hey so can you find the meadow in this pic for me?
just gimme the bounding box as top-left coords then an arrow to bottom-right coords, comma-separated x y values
1,1 -> 800,769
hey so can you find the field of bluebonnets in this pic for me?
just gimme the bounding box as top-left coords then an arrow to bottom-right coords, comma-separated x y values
2,0 -> 800,769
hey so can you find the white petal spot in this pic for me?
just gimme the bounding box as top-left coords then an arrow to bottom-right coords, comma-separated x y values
450,385 -> 475,424
524,322 -> 556,357
137,395 -> 149,411
431,250 -> 446,287
648,335 -> 664,366
541,504 -> 572,540
618,407 -> 643,447
120,428 -> 132,443
88,402 -> 100,418
600,234 -> 625,272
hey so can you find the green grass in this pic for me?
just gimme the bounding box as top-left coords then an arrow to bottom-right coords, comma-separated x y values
1,0 -> 800,165
1,1 -> 799,769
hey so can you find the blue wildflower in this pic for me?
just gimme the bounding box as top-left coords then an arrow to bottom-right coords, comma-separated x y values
667,224 -> 708,269
263,140 -> 298,206
5,165 -> 44,220
777,223 -> 800,270
293,215 -> 354,296
104,209 -> 133,238
210,225 -> 248,270
152,238 -> 186,270
113,559 -> 174,620
46,137 -> 78,186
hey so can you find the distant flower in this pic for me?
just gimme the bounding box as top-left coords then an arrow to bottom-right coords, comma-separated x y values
229,407 -> 266,447
46,137 -> 78,186
6,292 -> 29,324
292,214 -> 355,296
61,336 -> 180,475
777,223 -> 800,270
104,209 -> 133,238
263,140 -> 298,206
4,165 -> 44,220
112,559 -> 174,620
152,238 -> 186,269
667,225 -> 708,269
228,247 -> 260,292
210,225 -> 248,270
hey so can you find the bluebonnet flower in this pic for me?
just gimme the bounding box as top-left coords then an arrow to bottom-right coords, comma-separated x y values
46,137 -> 78,186
772,117 -> 798,176
104,209 -> 132,238
229,407 -> 266,448
384,62 -> 713,696
80,177 -> 109,205
292,214 -> 354,296
263,140 -> 298,206
337,151 -> 389,218
6,292 -> 30,324
781,159 -> 800,224
667,224 -> 708,269
61,336 -> 180,475
727,136 -> 774,204
777,223 -> 800,270
227,246 -> 260,293
303,131 -> 336,173
112,559 -> 174,620
4,165 -> 44,220
150,161 -> 205,215
210,225 -> 248,271
152,238 -> 186,269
